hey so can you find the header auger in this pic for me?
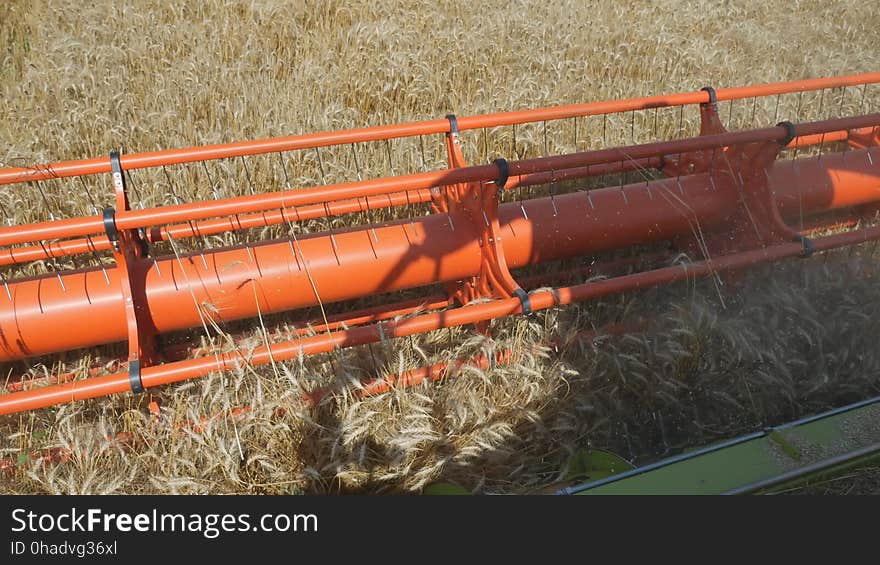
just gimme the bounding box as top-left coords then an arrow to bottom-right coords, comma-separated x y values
0,72 -> 878,416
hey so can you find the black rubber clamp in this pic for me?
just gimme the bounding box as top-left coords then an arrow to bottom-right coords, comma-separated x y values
103,207 -> 119,243
513,287 -> 532,315
776,121 -> 797,147
445,114 -> 459,136
700,86 -> 718,107
110,150 -> 123,178
793,233 -> 815,258
493,157 -> 510,190
128,359 -> 144,394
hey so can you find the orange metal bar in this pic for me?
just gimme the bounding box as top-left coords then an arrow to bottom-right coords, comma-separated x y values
456,73 -> 880,130
0,158 -> 659,266
2,72 -> 877,186
2,222 -> 877,416
0,146 -> 876,361
0,87 -> 877,416
0,126 -> 857,268
1,114 -> 876,251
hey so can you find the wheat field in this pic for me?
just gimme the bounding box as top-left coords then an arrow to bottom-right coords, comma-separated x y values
1,0 -> 879,494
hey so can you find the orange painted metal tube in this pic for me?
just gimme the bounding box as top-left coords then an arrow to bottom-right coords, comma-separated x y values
787,126 -> 876,148
2,114 -> 877,250
0,157 -> 660,266
0,146 -> 876,362
456,73 -> 880,130
2,71 -> 877,187
2,223 -> 877,416
0,125 -> 851,267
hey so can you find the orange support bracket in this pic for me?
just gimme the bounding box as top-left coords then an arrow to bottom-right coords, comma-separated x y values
661,88 -> 813,259
441,115 -> 531,314
720,121 -> 813,255
681,119 -> 814,259
104,151 -> 157,393
663,86 -> 729,177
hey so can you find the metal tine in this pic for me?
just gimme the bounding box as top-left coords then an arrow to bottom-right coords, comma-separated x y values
240,155 -> 256,195
384,138 -> 394,176
277,150 -> 316,240
30,180 -> 56,221
787,149 -> 807,233
404,183 -> 416,227
621,149 -> 657,202
163,164 -> 204,256
654,175 -> 725,306
1,273 -> 10,301
541,121 -> 561,214
773,94 -> 781,124
651,107 -> 659,141
727,97 -> 735,129
481,186 -> 491,227
76,176 -> 100,215
629,109 -> 635,144
578,169 -> 594,208
602,114 -> 608,147
277,150 -> 311,232
350,143 -> 364,182
314,146 -> 328,184
202,161 -> 221,200
124,169 -> 144,209
543,120 -> 549,158
511,123 -> 517,159
440,186 -> 456,230
858,83 -> 869,114
85,234 -> 112,285
0,193 -> 12,226
238,156 -> 261,274
750,96 -> 758,130
285,223 -> 338,361
177,164 -> 211,269
166,163 -> 210,268
312,146 -> 341,264
677,105 -> 684,139
165,232 -> 216,347
37,240 -> 66,292
351,144 -> 380,242
418,135 -> 428,172
347,142 -> 373,236
597,115 -> 609,190
277,151 -> 293,191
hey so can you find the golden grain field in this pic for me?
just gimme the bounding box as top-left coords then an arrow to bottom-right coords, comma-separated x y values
1,0 -> 879,494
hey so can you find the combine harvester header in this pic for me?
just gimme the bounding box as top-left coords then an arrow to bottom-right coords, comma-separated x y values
0,72 -> 878,418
